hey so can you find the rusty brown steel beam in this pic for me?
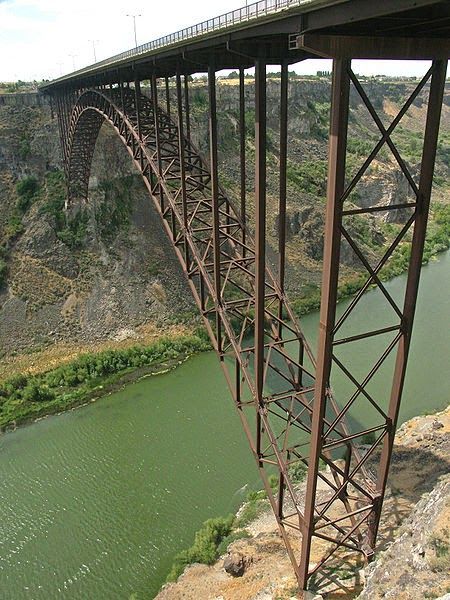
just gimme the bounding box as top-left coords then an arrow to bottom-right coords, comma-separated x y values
296,33 -> 450,59
277,60 -> 288,339
184,74 -> 191,143
239,66 -> 247,256
254,58 -> 267,460
165,76 -> 171,116
299,56 -> 351,589
151,74 -> 165,211
369,58 -> 447,545
208,63 -> 223,355
176,69 -> 190,268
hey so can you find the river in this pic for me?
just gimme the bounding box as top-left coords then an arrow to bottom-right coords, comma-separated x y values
0,252 -> 449,599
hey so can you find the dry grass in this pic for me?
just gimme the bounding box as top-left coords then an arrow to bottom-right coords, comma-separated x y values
0,322 -> 192,382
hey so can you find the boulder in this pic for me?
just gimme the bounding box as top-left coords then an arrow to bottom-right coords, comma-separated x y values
223,552 -> 247,577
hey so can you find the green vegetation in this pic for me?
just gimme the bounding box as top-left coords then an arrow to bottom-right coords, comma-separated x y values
96,175 -> 136,241
306,100 -> 329,141
291,201 -> 450,318
429,528 -> 450,573
0,334 -> 211,430
165,458 -> 333,583
18,135 -> 31,160
40,170 -> 88,248
40,169 -> 67,229
166,515 -> 235,582
16,175 -> 40,213
286,159 -> 328,197
235,490 -> 268,528
0,257 -> 7,289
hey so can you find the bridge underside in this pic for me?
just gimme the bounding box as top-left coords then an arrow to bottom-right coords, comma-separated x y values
43,0 -> 449,593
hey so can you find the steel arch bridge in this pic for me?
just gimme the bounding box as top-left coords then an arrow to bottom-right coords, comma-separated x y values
41,0 -> 449,593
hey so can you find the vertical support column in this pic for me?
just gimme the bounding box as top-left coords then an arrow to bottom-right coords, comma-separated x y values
239,66 -> 247,255
55,94 -> 67,177
176,70 -> 190,269
369,58 -> 447,546
165,76 -> 171,116
254,58 -> 267,459
134,78 -> 142,140
119,78 -> 125,113
151,74 -> 164,212
208,64 -> 222,355
277,60 -> 288,339
61,88 -> 70,167
299,57 -> 351,590
276,60 -> 289,519
184,75 -> 191,143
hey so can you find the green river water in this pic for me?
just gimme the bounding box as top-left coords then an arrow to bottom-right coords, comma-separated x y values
0,251 -> 449,600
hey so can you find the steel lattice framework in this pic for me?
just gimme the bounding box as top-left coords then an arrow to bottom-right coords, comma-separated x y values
43,0 -> 449,593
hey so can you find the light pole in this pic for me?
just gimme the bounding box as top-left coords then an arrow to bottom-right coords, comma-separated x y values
126,13 -> 141,49
68,54 -> 78,71
89,39 -> 99,63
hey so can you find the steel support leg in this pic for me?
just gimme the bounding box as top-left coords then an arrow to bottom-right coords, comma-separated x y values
277,60 -> 288,339
208,64 -> 222,355
239,66 -> 247,255
254,58 -> 267,459
176,70 -> 190,268
369,58 -> 447,544
165,76 -> 171,116
184,75 -> 191,143
134,78 -> 142,140
299,57 -> 351,590
151,74 -> 164,212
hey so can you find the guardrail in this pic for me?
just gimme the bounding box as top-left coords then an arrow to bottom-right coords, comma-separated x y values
53,0 -> 313,82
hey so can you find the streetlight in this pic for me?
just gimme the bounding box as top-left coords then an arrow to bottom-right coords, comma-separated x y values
68,54 -> 78,71
126,13 -> 141,49
89,39 -> 99,63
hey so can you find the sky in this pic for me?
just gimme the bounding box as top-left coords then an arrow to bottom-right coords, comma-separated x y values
0,0 -> 442,82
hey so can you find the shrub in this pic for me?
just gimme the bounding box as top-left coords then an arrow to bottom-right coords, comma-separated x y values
216,530 -> 250,556
0,259 -> 7,288
288,461 -> 307,483
167,515 -> 234,582
16,176 -> 40,213
22,383 -> 55,403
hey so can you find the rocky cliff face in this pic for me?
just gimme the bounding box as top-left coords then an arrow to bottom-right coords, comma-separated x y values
0,100 -> 193,356
0,78 -> 448,356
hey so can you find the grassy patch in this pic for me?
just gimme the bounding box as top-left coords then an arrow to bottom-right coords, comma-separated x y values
0,333 -> 211,430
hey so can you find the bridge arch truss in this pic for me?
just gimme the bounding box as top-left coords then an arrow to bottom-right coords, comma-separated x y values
48,14 -> 449,591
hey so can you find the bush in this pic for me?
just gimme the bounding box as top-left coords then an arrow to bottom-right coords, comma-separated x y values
22,383 -> 55,403
0,259 -> 7,289
16,176 -> 40,213
167,515 -> 234,582
288,461 -> 308,483
286,160 -> 328,197
216,530 -> 250,556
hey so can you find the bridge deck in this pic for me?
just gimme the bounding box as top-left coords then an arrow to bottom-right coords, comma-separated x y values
41,0 -> 449,91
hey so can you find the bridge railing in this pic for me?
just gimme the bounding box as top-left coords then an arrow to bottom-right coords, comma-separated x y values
60,0 -> 312,79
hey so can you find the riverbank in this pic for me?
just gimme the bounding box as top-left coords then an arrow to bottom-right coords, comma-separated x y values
2,243 -> 449,432
0,330 -> 210,431
157,406 -> 450,600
